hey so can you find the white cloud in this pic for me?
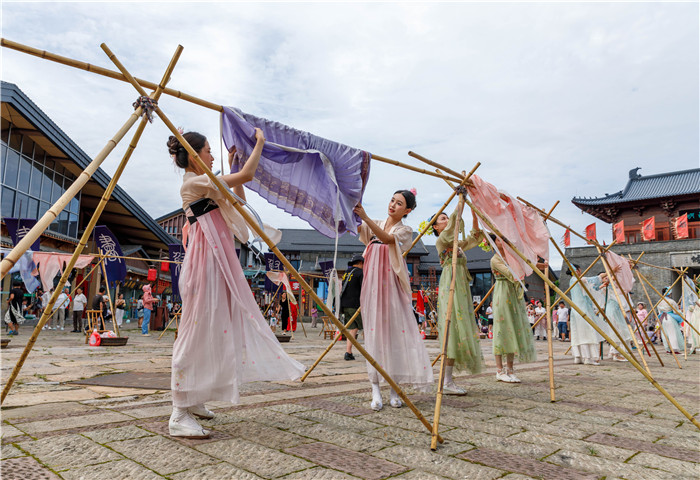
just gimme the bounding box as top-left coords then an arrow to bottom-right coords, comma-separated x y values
2,2 -> 697,268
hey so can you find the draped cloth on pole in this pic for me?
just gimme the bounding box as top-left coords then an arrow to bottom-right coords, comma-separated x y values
32,253 -> 95,292
264,253 -> 283,292
221,107 -> 371,238
1,248 -> 40,293
4,218 -> 41,292
605,251 -> 634,293
265,271 -> 297,304
467,175 -> 549,280
94,226 -> 126,286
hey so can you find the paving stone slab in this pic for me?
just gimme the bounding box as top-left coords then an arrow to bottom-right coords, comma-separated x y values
169,461 -> 264,480
295,398 -> 375,416
278,466 -> 361,479
291,423 -> 393,453
3,402 -> 100,423
372,445 -> 503,480
216,420 -> 313,449
198,411 -> 247,426
81,425 -> 153,444
363,426 -> 470,456
196,437 -> 313,478
235,407 -> 317,430
117,404 -> 174,419
266,403 -> 316,414
1,444 -> 26,459
0,455 -> 62,480
545,449 -> 677,480
559,400 -> 639,415
294,409 -> 383,433
511,431 -> 636,462
18,434 -> 124,471
107,435 -> 216,475
586,432 -> 700,463
438,414 -> 524,437
1,423 -> 25,439
59,459 -> 163,480
442,428 -> 557,458
391,470 -> 452,480
627,452 -> 700,477
17,411 -> 133,434
285,442 -> 407,480
460,447 -> 600,480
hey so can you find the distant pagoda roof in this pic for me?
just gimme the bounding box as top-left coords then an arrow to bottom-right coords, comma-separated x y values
572,167 -> 700,222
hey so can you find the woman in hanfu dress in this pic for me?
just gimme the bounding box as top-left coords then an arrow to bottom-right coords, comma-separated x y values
489,235 -> 536,383
658,288 -> 685,354
167,130 -> 305,438
353,190 -> 433,411
431,208 -> 485,394
567,264 -> 608,366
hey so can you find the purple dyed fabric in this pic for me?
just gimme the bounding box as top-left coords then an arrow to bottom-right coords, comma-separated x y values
221,107 -> 371,238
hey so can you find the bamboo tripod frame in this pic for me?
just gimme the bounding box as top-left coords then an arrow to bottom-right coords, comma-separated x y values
96,43 -> 446,442
431,194 -> 465,450
507,204 -> 699,429
300,163 -> 480,382
1,45 -> 183,403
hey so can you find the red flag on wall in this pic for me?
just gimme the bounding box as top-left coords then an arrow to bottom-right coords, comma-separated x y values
563,229 -> 571,247
642,216 -> 656,241
676,213 -> 689,239
613,220 -> 625,244
585,223 -> 596,242
416,291 -> 425,316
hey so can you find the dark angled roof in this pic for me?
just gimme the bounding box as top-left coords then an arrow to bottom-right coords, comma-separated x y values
418,244 -> 494,274
155,208 -> 185,222
572,167 -> 700,207
278,229 -> 429,256
1,81 -> 177,255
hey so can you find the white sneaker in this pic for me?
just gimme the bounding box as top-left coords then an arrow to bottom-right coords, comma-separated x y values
507,373 -> 521,383
370,398 -> 383,411
496,370 -> 511,382
589,360 -> 601,366
612,354 -> 628,362
443,381 -> 467,395
169,409 -> 210,438
574,356 -> 583,364
60,327 -> 65,331
188,404 -> 215,419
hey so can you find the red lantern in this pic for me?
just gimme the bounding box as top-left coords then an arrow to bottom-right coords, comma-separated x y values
161,262 -> 170,272
147,268 -> 157,281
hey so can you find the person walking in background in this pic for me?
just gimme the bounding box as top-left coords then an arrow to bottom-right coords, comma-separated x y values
5,281 -> 25,336
54,288 -> 70,331
72,287 -> 87,332
310,304 -> 319,328
115,293 -> 126,327
341,254 -> 364,361
557,302 -> 570,341
141,284 -> 158,336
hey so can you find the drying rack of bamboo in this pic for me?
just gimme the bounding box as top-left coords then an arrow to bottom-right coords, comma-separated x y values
1,38 -> 697,449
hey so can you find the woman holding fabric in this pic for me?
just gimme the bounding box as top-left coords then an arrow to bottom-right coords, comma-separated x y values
431,208 -> 484,394
353,190 -> 432,411
658,287 -> 684,354
489,235 -> 537,383
167,129 -> 304,438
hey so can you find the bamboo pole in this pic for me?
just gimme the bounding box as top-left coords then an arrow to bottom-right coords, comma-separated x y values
0,47 -> 182,404
263,283 -> 283,317
595,247 -> 651,374
102,44 -> 444,442
431,194 -> 465,450
300,164 -> 480,381
100,256 -> 119,337
466,198 -> 700,430
408,151 -> 468,185
300,309 -> 362,381
20,251 -> 183,264
630,265 -> 689,330
370,154 -> 462,183
158,306 -> 182,340
542,203 -> 558,403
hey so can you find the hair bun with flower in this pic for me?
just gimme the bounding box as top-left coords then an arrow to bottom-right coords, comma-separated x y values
410,188 -> 417,196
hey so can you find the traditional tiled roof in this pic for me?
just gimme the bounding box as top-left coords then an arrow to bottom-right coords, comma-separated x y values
572,167 -> 700,207
277,228 -> 429,256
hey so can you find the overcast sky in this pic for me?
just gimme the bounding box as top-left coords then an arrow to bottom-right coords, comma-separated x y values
2,1 -> 698,269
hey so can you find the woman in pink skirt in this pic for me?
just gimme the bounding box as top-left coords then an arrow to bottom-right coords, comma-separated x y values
167,129 -> 305,438
354,190 -> 433,411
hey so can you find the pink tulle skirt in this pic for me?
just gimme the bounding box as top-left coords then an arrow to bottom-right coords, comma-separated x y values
171,209 -> 305,408
361,243 -> 433,388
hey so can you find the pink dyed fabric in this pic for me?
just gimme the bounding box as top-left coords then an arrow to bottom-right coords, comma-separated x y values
360,241 -> 433,388
33,253 -> 95,292
467,175 -> 549,280
265,271 -> 297,304
171,209 -> 305,408
605,251 -> 634,293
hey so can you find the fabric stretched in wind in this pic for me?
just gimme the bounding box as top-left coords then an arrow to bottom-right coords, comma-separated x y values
467,175 -> 549,280
221,107 -> 371,238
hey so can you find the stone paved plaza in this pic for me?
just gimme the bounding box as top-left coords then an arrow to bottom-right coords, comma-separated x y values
1,322 -> 699,479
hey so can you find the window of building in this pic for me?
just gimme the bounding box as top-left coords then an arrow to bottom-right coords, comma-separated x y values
1,123 -> 81,238
471,272 -> 493,299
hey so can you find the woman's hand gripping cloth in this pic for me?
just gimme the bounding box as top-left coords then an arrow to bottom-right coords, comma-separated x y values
467,175 -> 549,280
222,107 -> 371,238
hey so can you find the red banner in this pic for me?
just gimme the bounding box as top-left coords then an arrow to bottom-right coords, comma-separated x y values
642,216 -> 656,241
676,213 -> 689,239
585,223 -> 596,242
416,291 -> 425,316
613,220 -> 625,244
563,229 -> 571,247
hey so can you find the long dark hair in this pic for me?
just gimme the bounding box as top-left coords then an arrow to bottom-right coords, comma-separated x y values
167,132 -> 207,169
